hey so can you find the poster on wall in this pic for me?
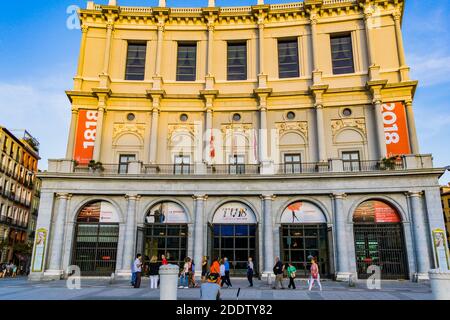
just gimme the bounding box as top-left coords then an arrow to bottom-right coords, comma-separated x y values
31,228 -> 47,273
73,109 -> 98,164
432,228 -> 450,270
77,201 -> 119,223
281,201 -> 326,224
146,202 -> 188,224
354,200 -> 401,223
382,102 -> 411,157
213,202 -> 257,224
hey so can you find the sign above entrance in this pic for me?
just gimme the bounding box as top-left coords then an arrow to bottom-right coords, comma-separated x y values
77,201 -> 120,223
213,202 -> 257,224
281,201 -> 326,224
146,202 -> 188,224
353,200 -> 401,223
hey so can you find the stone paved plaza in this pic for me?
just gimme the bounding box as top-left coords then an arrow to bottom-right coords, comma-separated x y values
0,277 -> 433,300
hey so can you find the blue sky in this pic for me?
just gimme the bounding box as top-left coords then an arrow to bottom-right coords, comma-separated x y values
0,0 -> 449,183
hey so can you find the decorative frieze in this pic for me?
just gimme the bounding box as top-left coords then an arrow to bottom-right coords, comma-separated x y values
275,121 -> 308,141
331,118 -> 367,138
112,123 -> 146,142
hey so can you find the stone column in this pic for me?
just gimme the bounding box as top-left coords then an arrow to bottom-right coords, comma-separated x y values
99,21 -> 114,88
149,101 -> 160,164
46,194 -> 70,278
309,13 -> 322,84
155,23 -> 164,76
121,195 -> 138,274
65,108 -> 79,159
373,99 -> 386,158
315,104 -> 327,162
405,100 -> 420,155
193,195 -> 206,277
408,191 -> 430,280
206,23 -> 214,77
363,11 -> 375,67
74,25 -> 89,90
262,195 -> 274,277
392,11 -> 408,80
92,105 -> 105,162
204,106 -> 213,164
258,18 -> 264,76
333,193 -> 351,281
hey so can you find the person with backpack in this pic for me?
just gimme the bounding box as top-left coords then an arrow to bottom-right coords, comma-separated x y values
287,262 -> 297,289
308,258 -> 322,291
272,257 -> 285,289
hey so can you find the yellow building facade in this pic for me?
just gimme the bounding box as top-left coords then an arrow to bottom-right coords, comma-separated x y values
30,0 -> 449,282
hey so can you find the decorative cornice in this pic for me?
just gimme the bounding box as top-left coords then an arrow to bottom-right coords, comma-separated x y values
331,118 -> 367,138
276,121 -> 308,141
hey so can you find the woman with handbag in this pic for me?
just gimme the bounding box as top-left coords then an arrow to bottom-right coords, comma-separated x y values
287,262 -> 297,289
308,258 -> 322,291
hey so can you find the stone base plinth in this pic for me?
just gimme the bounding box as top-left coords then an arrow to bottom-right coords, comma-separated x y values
429,269 -> 450,300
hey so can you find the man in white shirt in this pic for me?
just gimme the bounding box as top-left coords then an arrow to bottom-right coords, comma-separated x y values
133,254 -> 143,288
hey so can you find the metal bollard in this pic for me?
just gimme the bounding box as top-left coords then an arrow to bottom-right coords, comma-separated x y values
159,264 -> 179,300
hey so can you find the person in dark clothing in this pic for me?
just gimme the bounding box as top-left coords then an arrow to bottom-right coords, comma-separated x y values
201,256 -> 208,282
247,257 -> 254,287
133,254 -> 143,288
272,256 -> 285,289
148,255 -> 160,289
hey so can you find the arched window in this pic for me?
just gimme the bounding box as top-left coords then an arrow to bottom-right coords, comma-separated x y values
71,201 -> 120,276
353,200 -> 408,280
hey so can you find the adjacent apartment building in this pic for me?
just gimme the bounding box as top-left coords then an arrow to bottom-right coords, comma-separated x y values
29,0 -> 448,282
0,127 -> 40,267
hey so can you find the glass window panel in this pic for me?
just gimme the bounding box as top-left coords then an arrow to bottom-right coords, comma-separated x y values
220,225 -> 234,236
221,237 -> 234,248
227,42 -> 247,80
125,43 -> 147,80
278,40 -> 299,78
176,43 -> 197,81
234,237 -> 248,248
330,35 -> 354,75
235,225 -> 248,236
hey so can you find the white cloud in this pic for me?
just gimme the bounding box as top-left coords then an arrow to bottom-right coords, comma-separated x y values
0,79 -> 72,170
409,54 -> 450,87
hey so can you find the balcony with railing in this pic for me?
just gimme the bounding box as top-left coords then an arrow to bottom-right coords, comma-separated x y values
46,154 -> 434,178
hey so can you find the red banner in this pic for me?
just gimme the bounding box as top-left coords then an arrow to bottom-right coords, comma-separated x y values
382,102 -> 411,157
73,109 -> 98,164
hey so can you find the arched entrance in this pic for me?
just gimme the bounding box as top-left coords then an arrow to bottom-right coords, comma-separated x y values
209,202 -> 258,276
280,201 -> 330,278
353,200 -> 409,280
71,201 -> 120,276
140,202 -> 188,267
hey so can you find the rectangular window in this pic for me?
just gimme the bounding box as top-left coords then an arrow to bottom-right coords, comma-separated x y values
125,43 -> 147,81
227,42 -> 247,81
342,151 -> 360,171
229,154 -> 245,174
330,34 -> 355,75
278,39 -> 299,78
176,43 -> 197,81
174,155 -> 191,175
118,154 -> 136,174
284,153 -> 301,173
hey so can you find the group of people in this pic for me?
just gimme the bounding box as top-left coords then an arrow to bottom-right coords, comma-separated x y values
129,253 -> 322,295
0,262 -> 19,278
131,253 -> 168,289
272,256 -> 322,291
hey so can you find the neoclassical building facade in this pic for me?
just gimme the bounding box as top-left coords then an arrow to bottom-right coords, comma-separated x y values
30,0 -> 448,282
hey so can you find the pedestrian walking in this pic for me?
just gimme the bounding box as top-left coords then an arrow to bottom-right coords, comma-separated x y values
223,257 -> 232,288
272,257 -> 285,289
210,256 -> 221,279
179,257 -> 190,289
12,264 -> 17,278
219,259 -> 228,288
308,258 -> 322,291
132,254 -> 143,288
148,255 -> 159,289
200,274 -> 221,300
189,259 -> 198,288
287,262 -> 297,289
201,256 -> 208,282
247,257 -> 254,287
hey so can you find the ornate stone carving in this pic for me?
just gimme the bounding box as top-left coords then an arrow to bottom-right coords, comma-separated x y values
220,123 -> 254,134
167,124 -> 197,143
331,118 -> 367,138
276,121 -> 308,141
112,123 -> 146,142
